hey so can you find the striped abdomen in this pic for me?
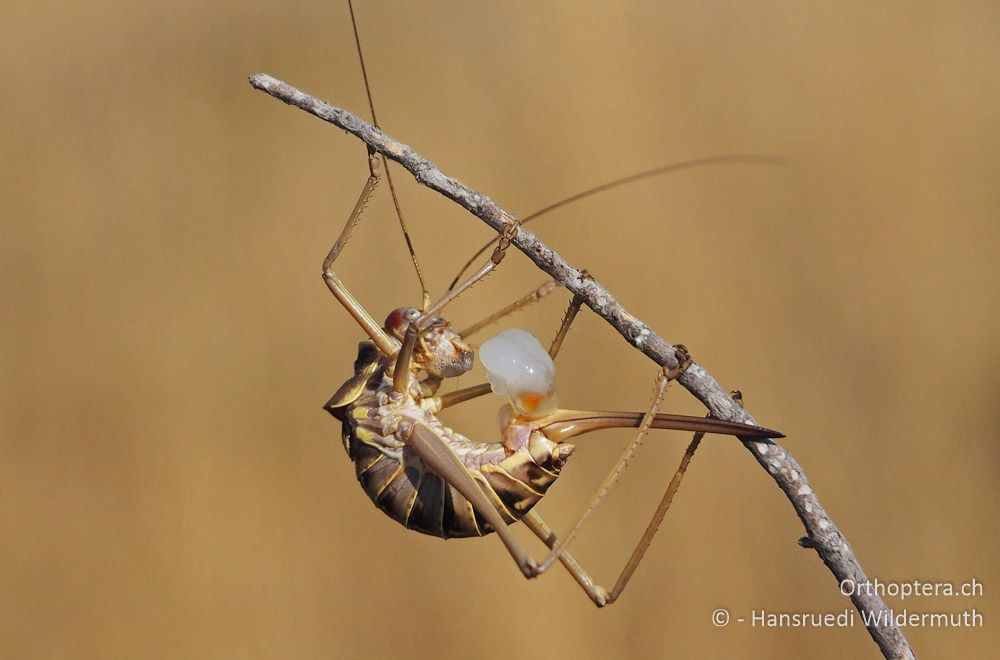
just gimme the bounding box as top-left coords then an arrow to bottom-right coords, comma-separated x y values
342,397 -> 575,538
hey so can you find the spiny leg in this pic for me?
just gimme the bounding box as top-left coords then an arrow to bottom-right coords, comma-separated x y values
534,362 -> 684,576
522,353 -> 708,607
407,417 -> 694,592
322,151 -> 397,355
405,422 -> 537,577
348,0 -> 429,309
457,279 -> 558,339
426,211 -> 521,319
519,432 -> 703,607
606,431 -> 702,604
522,510 -> 609,607
548,292 -> 585,360
392,212 -> 521,393
322,151 -> 377,277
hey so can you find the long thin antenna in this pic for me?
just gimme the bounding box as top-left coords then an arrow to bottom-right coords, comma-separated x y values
347,0 -> 430,310
446,154 -> 783,292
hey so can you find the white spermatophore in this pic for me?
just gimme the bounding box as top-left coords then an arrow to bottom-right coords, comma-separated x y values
479,328 -> 557,418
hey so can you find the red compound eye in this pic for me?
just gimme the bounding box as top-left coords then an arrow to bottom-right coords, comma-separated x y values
383,307 -> 420,336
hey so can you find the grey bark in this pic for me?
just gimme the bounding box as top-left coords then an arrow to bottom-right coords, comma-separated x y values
249,72 -> 914,659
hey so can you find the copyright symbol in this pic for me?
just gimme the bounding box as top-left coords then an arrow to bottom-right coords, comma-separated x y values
712,608 -> 730,627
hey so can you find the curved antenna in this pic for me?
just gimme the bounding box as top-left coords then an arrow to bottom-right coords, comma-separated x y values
348,0 -> 431,310
446,154 -> 783,292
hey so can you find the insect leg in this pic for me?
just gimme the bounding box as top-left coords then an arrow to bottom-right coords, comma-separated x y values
434,382 -> 493,410
424,211 -> 521,319
533,368 -> 673,576
392,213 -> 522,393
605,432 -> 702,604
391,323 -> 422,393
548,292 -> 585,360
457,279 -> 558,339
322,152 -> 397,355
348,0 -> 429,309
521,511 -> 610,607
519,434 -> 702,607
405,422 -> 538,577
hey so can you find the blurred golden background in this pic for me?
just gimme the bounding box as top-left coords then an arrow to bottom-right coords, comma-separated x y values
2,1 -> 998,657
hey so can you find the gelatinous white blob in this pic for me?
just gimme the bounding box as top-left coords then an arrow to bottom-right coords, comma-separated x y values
480,328 -> 557,418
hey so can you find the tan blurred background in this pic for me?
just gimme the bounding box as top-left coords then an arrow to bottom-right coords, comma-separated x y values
2,1 -> 998,657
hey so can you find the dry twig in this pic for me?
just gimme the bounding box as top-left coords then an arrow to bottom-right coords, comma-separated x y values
249,72 -> 914,659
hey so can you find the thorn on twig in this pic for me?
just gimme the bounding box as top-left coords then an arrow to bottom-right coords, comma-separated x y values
249,73 -> 914,658
797,536 -> 819,549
